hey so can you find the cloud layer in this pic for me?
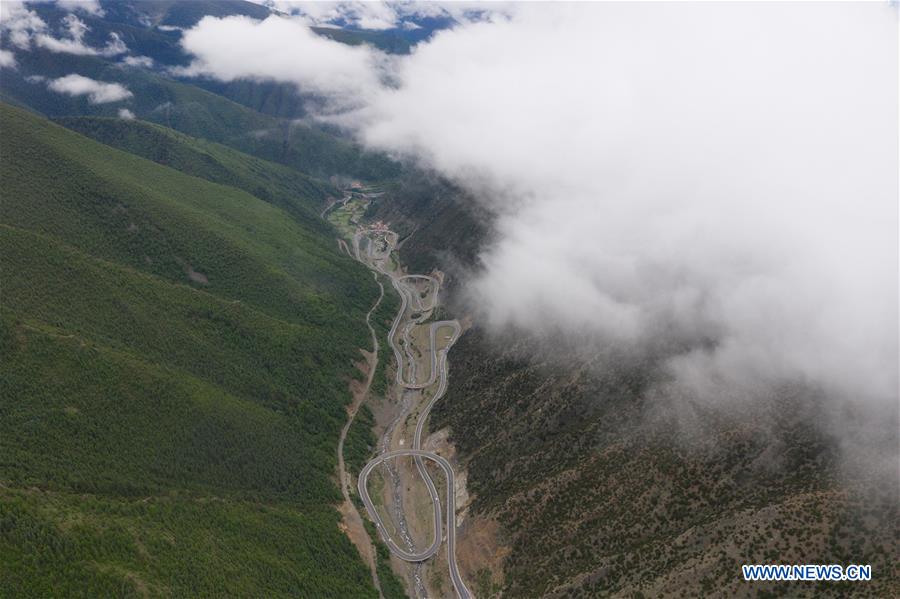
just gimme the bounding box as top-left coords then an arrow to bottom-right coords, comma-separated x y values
375,4 -> 899,409
178,5 -> 897,414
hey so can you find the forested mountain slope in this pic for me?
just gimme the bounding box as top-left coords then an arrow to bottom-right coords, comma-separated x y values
363,174 -> 490,277
433,330 -> 899,597
367,141 -> 899,598
0,103 -> 379,597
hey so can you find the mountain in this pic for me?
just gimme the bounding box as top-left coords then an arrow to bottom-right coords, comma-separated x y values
56,115 -> 334,231
0,103 -> 380,597
431,323 -> 898,597
11,0 -> 427,120
359,152 -> 900,598
1,46 -> 399,181
0,4 -> 410,592
7,3 -> 890,598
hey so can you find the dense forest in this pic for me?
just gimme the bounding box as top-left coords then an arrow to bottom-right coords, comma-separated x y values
0,103 -> 381,597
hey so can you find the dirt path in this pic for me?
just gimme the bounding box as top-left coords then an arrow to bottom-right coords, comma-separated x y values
336,271 -> 385,597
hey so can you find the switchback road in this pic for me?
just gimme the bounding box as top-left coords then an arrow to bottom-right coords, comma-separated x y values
351,224 -> 471,599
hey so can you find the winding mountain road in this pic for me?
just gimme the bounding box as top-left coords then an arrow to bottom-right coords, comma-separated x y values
351,225 -> 471,599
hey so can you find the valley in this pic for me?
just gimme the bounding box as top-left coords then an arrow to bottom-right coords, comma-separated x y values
327,191 -> 471,599
1,1 -> 896,597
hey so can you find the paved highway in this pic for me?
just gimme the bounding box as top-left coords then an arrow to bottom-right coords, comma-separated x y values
352,224 -> 471,599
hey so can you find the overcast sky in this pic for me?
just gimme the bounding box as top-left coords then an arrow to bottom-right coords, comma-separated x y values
179,3 -> 898,420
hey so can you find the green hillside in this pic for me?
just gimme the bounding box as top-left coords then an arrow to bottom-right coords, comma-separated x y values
0,103 -> 379,597
56,116 -> 335,231
1,49 -> 399,181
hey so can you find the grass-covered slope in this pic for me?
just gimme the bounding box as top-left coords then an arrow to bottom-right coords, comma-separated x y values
0,103 -> 378,596
56,116 -> 335,231
2,104 -> 373,327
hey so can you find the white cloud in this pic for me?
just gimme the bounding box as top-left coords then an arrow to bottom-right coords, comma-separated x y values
312,1 -> 398,30
0,1 -> 48,50
0,49 -> 16,69
35,14 -> 92,54
178,15 -> 385,106
55,0 -> 104,16
117,107 -> 136,120
254,1 -> 399,29
12,12 -> 129,57
361,3 -> 899,410
179,3 -> 898,420
101,32 -> 128,56
35,14 -> 128,57
251,1 -> 513,30
122,55 -> 154,68
47,74 -> 133,103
